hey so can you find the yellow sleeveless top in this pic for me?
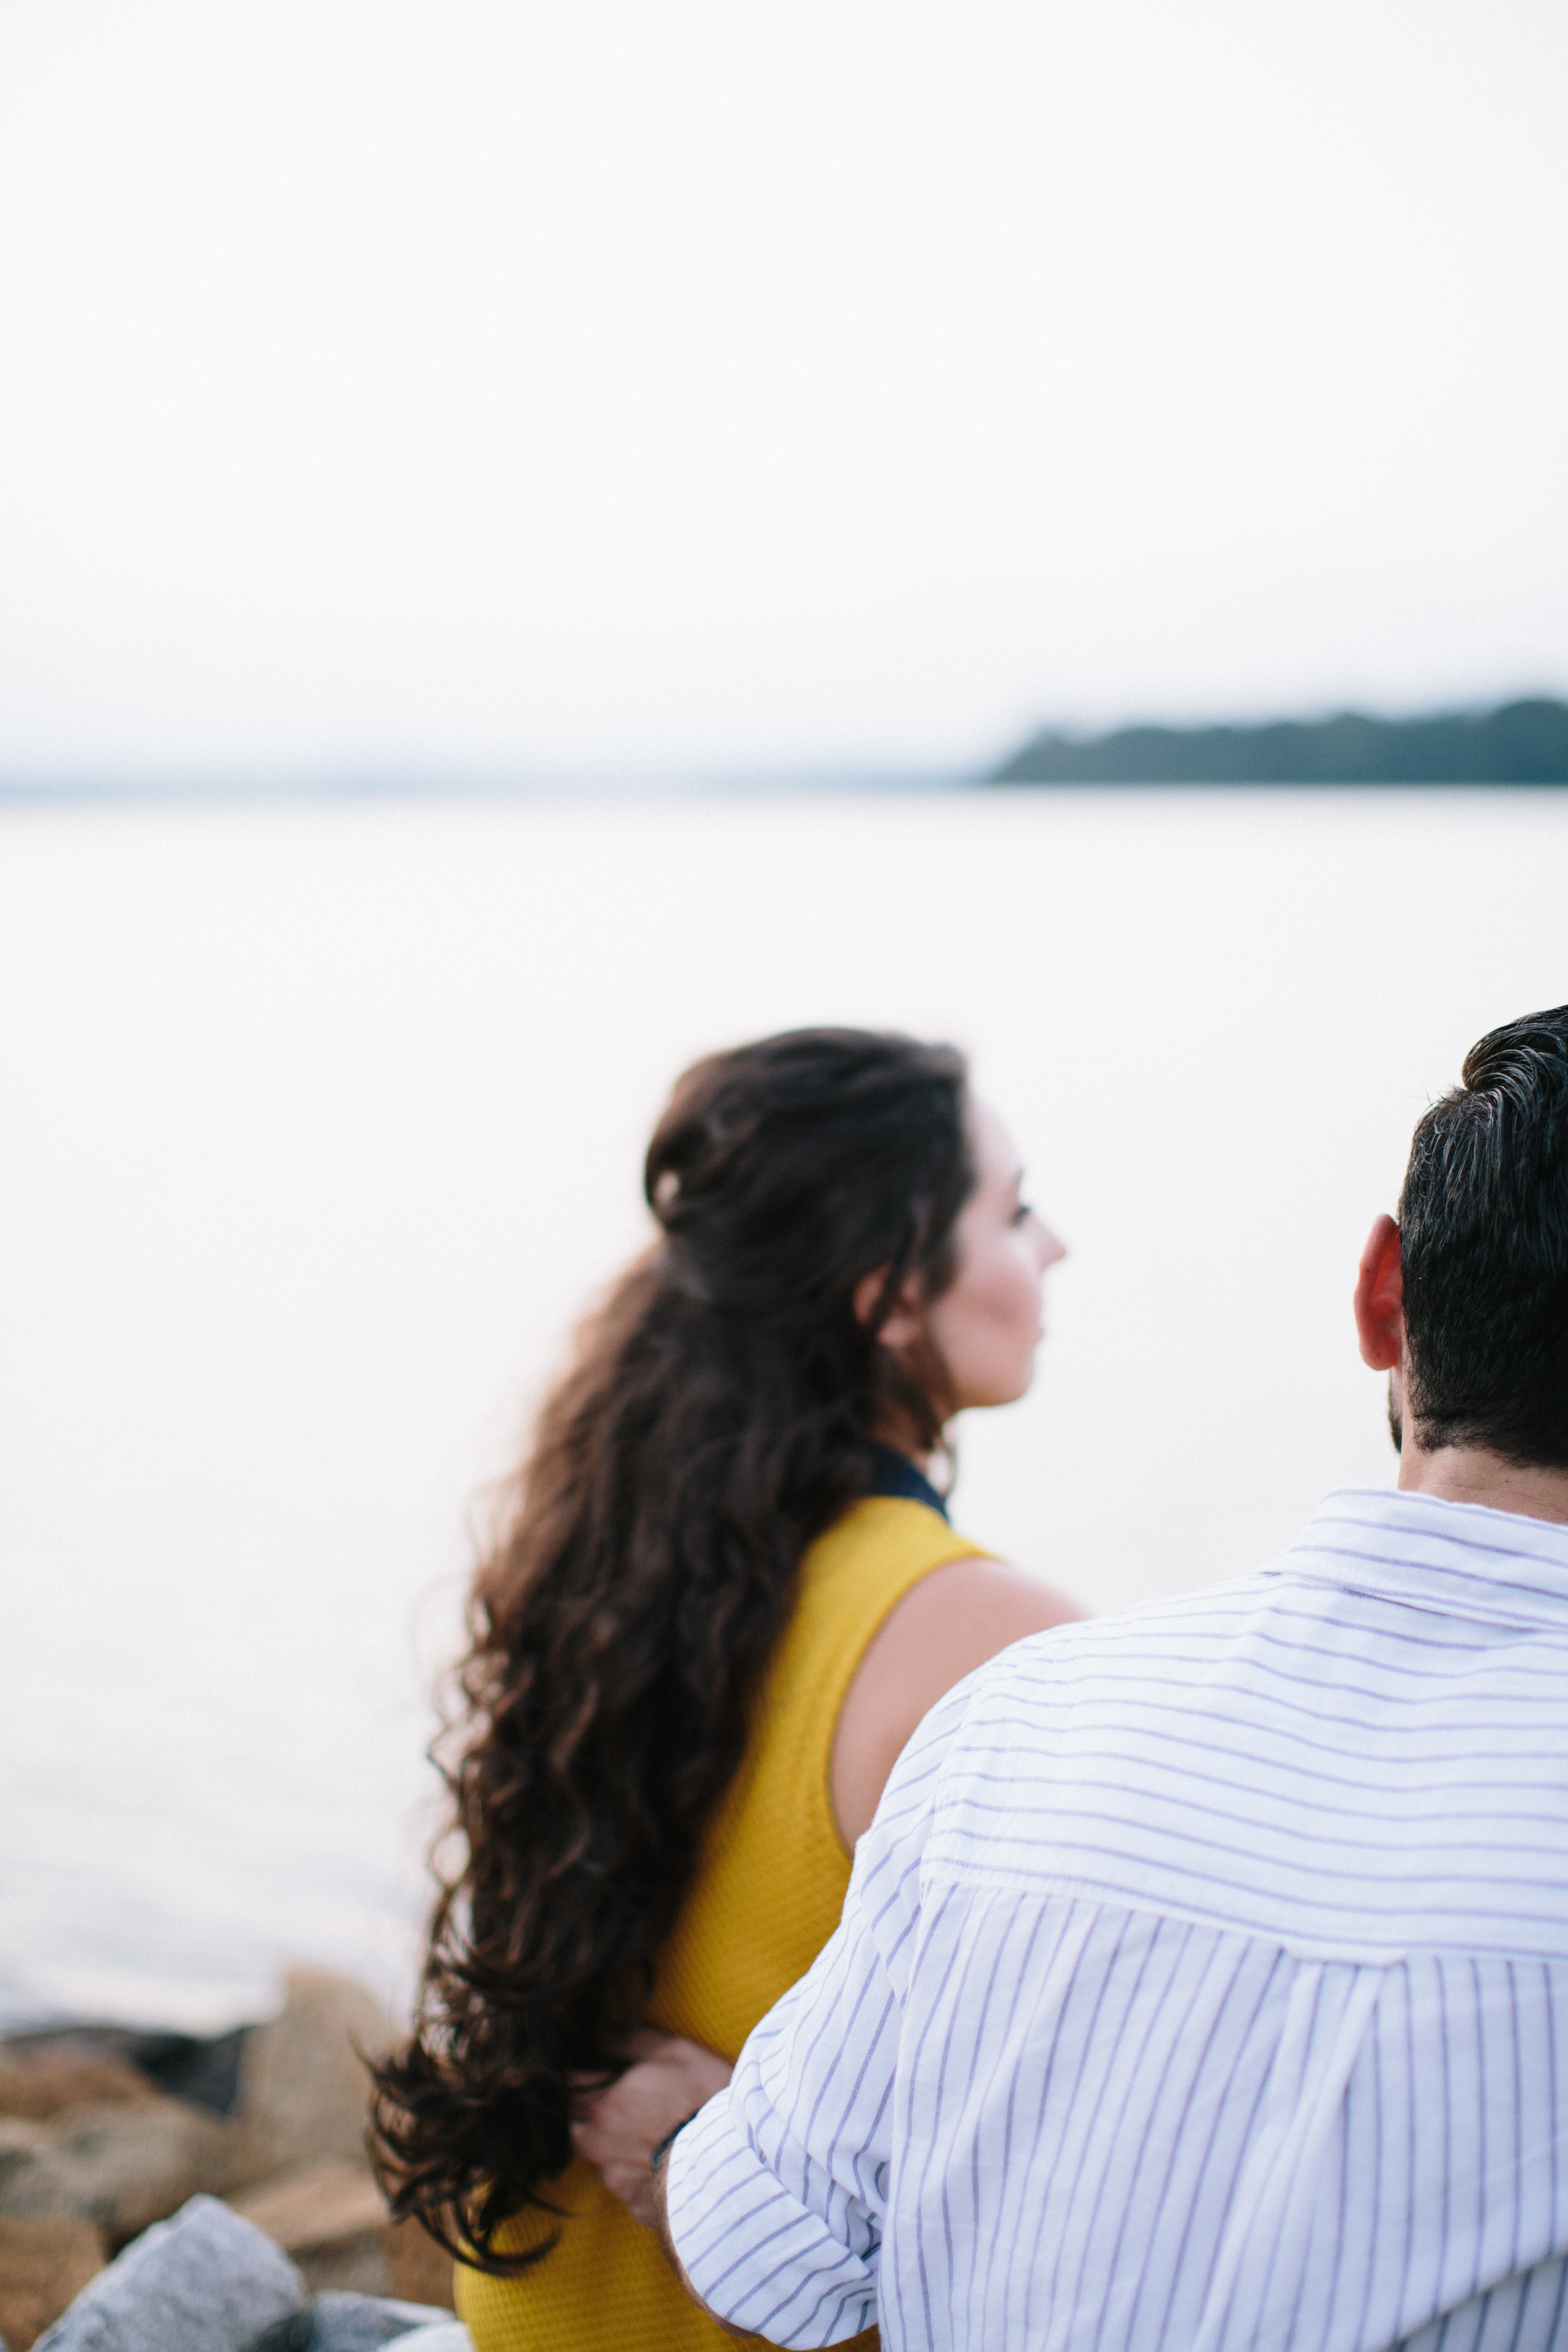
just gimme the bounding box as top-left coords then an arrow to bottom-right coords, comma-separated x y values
457,1494 -> 982,2352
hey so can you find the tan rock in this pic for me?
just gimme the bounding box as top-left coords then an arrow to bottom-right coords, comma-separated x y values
295,2231 -> 390,2294
226,1969 -> 393,2188
228,2156 -> 454,2309
0,2053 -> 157,2122
0,2095 -> 235,2242
386,2213 -> 456,2311
0,2057 -> 56,2124
228,2155 -> 391,2295
230,2158 -> 387,2252
0,2213 -> 108,2351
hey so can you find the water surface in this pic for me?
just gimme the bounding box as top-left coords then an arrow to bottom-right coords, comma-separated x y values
2,787 -> 1562,2027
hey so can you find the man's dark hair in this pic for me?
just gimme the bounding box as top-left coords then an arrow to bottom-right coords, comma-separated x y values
1399,1004 -> 1568,1466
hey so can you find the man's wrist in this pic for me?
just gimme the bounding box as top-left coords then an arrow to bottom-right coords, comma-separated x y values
650,2109 -> 701,2176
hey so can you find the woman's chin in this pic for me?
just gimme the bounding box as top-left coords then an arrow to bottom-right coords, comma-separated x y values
958,1372 -> 1036,1413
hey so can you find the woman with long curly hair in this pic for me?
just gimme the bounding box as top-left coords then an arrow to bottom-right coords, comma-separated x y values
373,1027 -> 1078,2349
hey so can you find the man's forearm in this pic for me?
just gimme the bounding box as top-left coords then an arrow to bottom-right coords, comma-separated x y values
647,1722 -> 938,2344
652,2140 -> 766,2341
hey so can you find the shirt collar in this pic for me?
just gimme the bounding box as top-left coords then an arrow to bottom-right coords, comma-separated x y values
1278,1485 -> 1568,1632
866,1443 -> 951,1522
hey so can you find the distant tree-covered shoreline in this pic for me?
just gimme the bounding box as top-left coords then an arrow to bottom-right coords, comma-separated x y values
991,698 -> 1568,785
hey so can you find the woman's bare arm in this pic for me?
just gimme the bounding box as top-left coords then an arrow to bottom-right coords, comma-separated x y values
830,1555 -> 1082,1847
577,1555 -> 1079,2222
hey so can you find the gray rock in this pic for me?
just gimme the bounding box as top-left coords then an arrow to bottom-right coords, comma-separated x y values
33,2195 -> 302,2352
240,2296 -> 458,2352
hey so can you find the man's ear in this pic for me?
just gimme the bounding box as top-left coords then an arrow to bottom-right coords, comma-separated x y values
1353,1214 -> 1404,1372
852,1267 -> 923,1349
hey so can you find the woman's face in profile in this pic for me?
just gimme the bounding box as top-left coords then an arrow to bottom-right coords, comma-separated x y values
921,1095 -> 1064,1414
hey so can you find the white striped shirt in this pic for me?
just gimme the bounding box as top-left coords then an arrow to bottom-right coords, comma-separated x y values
665,1488 -> 1568,2350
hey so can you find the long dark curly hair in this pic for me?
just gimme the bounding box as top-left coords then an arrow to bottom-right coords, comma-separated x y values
370,1027 -> 973,2267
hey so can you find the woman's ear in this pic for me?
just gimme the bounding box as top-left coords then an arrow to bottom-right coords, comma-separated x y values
852,1268 -> 923,1348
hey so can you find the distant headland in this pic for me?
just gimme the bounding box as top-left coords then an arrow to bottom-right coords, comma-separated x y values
990,697 -> 1568,786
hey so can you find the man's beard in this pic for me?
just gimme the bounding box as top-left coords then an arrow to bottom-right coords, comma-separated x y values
1387,1378 -> 1403,1455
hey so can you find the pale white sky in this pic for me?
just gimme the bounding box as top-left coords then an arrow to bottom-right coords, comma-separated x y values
1,0 -> 1564,779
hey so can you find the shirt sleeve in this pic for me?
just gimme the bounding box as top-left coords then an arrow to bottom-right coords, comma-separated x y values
664,1682 -> 970,2347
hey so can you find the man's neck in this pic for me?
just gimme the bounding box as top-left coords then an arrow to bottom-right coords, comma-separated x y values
1397,1440 -> 1568,1527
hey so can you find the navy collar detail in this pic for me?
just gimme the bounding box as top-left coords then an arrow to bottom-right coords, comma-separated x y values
867,1443 -> 951,1523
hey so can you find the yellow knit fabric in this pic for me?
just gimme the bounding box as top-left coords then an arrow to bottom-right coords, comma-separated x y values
457,1495 -> 982,2352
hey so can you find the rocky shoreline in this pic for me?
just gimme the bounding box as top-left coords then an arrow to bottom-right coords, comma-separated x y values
0,1969 -> 450,2350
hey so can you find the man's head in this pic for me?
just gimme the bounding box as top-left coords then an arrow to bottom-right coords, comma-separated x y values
1356,1005 -> 1568,1469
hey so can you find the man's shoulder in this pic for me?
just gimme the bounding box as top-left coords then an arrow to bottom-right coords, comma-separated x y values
915,1517 -> 1568,1963
966,1562 -> 1285,1698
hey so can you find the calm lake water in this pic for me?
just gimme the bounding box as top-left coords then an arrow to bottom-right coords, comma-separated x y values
2,786 -> 1564,2032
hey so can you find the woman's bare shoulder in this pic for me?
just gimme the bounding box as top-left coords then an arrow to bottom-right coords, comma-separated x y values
830,1552 -> 1083,1847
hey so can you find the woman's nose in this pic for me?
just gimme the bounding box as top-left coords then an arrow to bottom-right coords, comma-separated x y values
1034,1218 -> 1067,1271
